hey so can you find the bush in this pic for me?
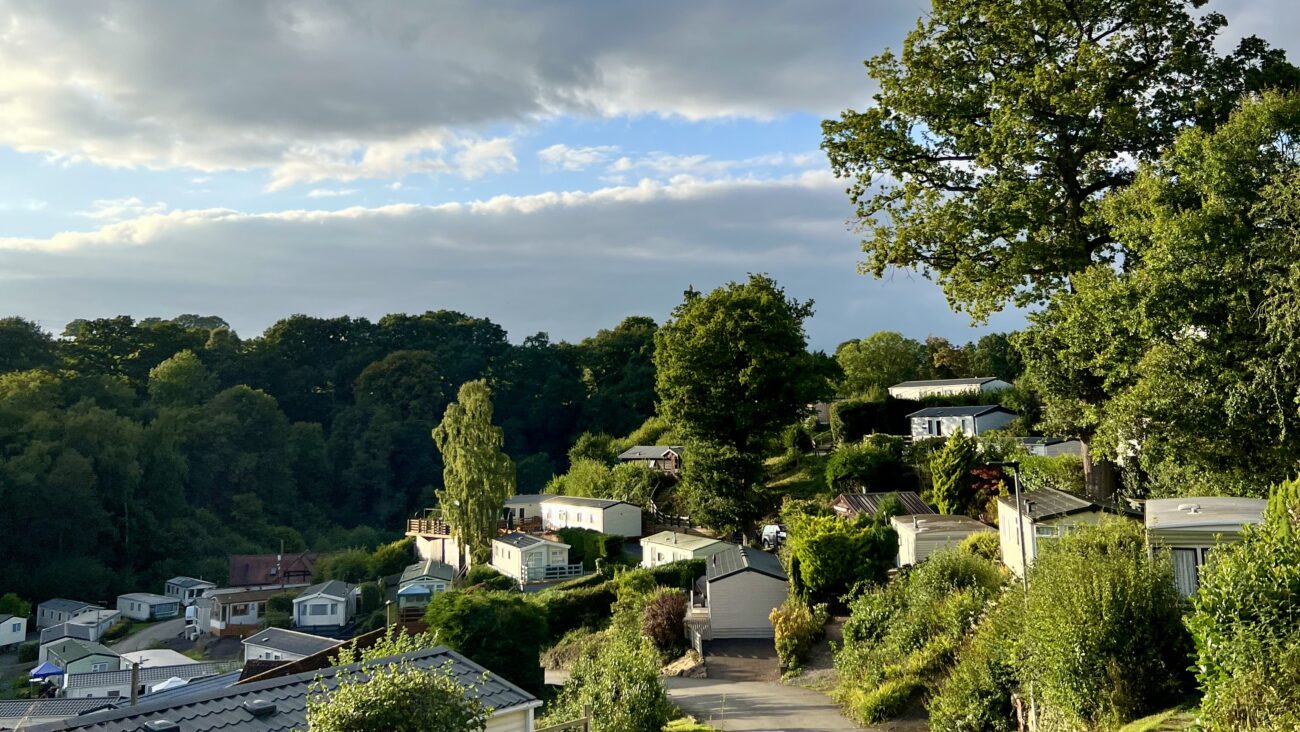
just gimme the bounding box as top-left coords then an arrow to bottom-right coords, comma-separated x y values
463,566 -> 517,592
306,656 -> 487,732
785,512 -> 897,603
317,548 -> 374,583
0,593 -> 31,619
1024,520 -> 1191,729
541,626 -> 610,671
829,397 -> 920,444
770,596 -> 828,671
782,423 -> 815,454
641,589 -> 688,652
101,618 -> 132,642
368,537 -> 415,578
834,549 -> 1005,726
16,641 -> 37,663
956,531 -> 1001,562
1019,455 -> 1085,495
424,590 -> 548,695
555,528 -> 624,570
928,589 -> 1024,732
824,440 -> 908,492
1187,478 -> 1300,731
539,635 -> 674,732
642,559 -> 705,591
531,582 -> 618,643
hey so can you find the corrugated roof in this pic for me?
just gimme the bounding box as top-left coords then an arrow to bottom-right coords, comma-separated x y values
907,405 -> 1015,418
617,445 -> 684,460
998,487 -> 1139,521
29,647 -> 538,732
38,599 -> 99,615
891,377 -> 1002,388
495,533 -> 550,549
399,559 -> 455,585
706,546 -> 787,583
65,660 -> 241,689
242,628 -> 340,658
294,580 -> 352,601
640,531 -> 725,552
833,491 -> 933,517
1145,497 -> 1267,531
541,495 -> 629,510
206,585 -> 309,606
117,593 -> 176,605
504,493 -> 554,506
40,622 -> 96,647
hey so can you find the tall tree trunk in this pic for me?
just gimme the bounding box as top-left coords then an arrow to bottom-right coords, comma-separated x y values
1080,438 -> 1118,501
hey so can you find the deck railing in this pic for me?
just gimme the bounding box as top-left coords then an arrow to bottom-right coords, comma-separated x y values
407,515 -> 544,536
522,563 -> 585,583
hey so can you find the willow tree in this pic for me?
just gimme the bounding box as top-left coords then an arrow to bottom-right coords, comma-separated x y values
431,380 -> 515,564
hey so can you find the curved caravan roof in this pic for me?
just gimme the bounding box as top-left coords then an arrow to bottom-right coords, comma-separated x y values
1145,497 -> 1267,533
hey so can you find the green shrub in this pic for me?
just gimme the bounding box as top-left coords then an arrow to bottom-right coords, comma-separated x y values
770,596 -> 828,671
1019,455 -> 1085,495
539,635 -> 674,732
641,589 -> 688,653
956,531 -> 1001,562
424,590 -> 548,695
0,593 -> 31,619
16,641 -> 37,663
824,440 -> 908,492
834,549 -> 1005,726
829,397 -> 920,444
928,589 -> 1024,732
783,423 -> 815,454
555,528 -> 624,570
541,626 -> 611,670
530,582 -> 618,643
463,565 -> 516,591
1024,520 -> 1191,729
101,618 -> 132,642
785,512 -> 897,603
642,559 -> 705,591
367,537 -> 415,577
317,548 -> 374,583
1187,478 -> 1300,731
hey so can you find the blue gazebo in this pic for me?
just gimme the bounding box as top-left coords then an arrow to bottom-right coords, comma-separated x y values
28,662 -> 63,680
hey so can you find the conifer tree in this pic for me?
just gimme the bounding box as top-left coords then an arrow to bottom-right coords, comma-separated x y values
929,430 -> 978,516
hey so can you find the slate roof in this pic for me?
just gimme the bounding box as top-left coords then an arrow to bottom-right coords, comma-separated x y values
46,639 -> 118,664
165,576 -> 215,589
293,580 -> 351,602
28,647 -> 539,731
640,531 -> 726,552
399,559 -> 455,585
833,491 -> 933,517
38,600 -> 98,616
706,546 -> 788,583
0,614 -> 11,625
998,487 -> 1139,521
618,445 -> 684,460
541,495 -> 628,509
907,405 -> 1015,418
242,628 -> 340,658
891,377 -> 1003,388
0,699 -> 114,725
65,661 -> 241,690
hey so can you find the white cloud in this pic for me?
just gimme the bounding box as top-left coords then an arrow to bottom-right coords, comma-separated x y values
80,198 -> 168,221
608,150 -> 823,179
538,144 -> 620,171
306,188 -> 361,198
0,1 -> 911,183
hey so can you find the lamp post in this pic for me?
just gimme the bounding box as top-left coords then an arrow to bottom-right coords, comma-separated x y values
989,460 -> 1029,594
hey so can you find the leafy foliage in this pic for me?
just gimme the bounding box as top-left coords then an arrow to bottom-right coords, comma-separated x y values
539,634 -> 674,732
824,438 -> 908,492
784,512 -> 897,603
306,658 -> 487,732
928,589 -> 1025,732
432,380 -> 515,564
641,588 -> 688,653
0,593 -> 31,619
1024,521 -> 1191,729
770,595 -> 828,671
423,590 -> 548,695
929,431 -> 978,515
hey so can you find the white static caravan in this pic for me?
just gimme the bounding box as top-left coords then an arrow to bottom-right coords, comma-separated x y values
242,627 -> 340,663
888,377 -> 1012,400
908,405 -> 1017,439
540,495 -> 642,538
490,533 -> 582,584
35,600 -> 100,631
115,593 -> 181,622
0,614 -> 26,649
892,514 -> 993,566
292,581 -> 357,631
998,487 -> 1140,577
639,531 -> 732,568
1145,497 -> 1267,597
163,576 -> 217,606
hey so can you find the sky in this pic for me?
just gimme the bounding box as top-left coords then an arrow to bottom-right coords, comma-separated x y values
1,1 -> 1296,350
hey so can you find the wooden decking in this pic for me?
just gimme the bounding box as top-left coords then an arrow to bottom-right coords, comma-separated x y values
406,515 -> 543,536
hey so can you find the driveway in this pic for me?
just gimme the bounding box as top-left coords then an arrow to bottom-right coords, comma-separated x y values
665,676 -> 860,731
109,618 -> 187,653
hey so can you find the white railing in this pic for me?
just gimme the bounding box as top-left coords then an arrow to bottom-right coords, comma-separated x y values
522,563 -> 585,582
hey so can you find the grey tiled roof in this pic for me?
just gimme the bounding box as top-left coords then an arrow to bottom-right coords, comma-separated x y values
541,495 -> 628,509
834,491 -> 933,516
65,660 -> 240,689
0,699 -> 114,724
400,559 -> 455,585
907,405 -> 1015,418
496,532 -> 546,549
40,622 -> 97,646
294,580 -> 352,601
242,628 -> 340,658
892,377 -> 1002,388
29,647 -> 538,731
998,487 -> 1139,521
706,545 -> 788,583
47,639 -> 118,664
38,599 -> 98,615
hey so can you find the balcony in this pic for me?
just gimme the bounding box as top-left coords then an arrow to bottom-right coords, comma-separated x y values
522,563 -> 585,583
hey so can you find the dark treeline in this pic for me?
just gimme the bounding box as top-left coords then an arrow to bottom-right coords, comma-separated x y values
0,312 -> 658,603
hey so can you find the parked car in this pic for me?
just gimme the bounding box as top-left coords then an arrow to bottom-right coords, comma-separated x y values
761,524 -> 787,550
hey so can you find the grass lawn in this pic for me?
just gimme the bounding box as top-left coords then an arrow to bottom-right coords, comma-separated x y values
763,453 -> 832,504
1114,706 -> 1198,732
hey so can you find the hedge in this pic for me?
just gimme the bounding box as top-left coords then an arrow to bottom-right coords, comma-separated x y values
531,583 -> 619,643
555,528 -> 625,570
830,397 -> 920,443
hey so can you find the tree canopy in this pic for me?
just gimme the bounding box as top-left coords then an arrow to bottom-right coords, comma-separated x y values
432,380 -> 516,564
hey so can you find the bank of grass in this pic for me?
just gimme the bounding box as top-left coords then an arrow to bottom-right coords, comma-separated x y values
1113,706 -> 1198,732
763,453 -> 832,503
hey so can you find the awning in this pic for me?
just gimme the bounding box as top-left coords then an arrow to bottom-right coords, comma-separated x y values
29,662 -> 63,679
